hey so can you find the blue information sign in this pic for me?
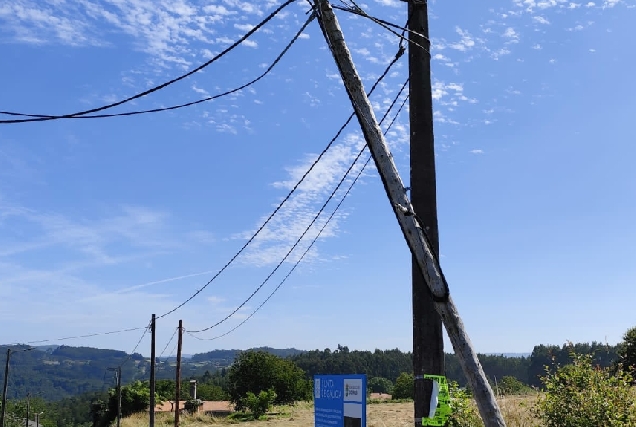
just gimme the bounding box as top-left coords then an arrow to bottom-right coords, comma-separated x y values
314,375 -> 367,427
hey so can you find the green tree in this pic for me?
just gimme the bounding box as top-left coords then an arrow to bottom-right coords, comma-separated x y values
196,383 -> 227,401
616,326 -> 636,381
227,350 -> 310,409
391,372 -> 414,400
368,377 -> 393,394
533,351 -> 636,427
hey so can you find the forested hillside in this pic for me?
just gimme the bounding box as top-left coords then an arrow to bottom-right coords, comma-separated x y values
0,345 -> 302,401
0,341 -> 620,403
290,345 -> 530,387
291,342 -> 618,387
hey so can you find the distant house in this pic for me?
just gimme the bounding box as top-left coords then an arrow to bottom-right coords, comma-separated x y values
154,400 -> 234,417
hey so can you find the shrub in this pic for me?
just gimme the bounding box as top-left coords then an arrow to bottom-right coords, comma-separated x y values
368,377 -> 393,395
497,376 -> 534,395
533,351 -> 636,427
243,389 -> 276,418
447,381 -> 482,427
391,373 -> 414,400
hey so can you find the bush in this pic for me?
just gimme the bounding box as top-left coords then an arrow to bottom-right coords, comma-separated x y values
368,377 -> 393,395
447,381 -> 482,427
496,376 -> 533,395
533,351 -> 636,427
391,373 -> 414,400
243,389 -> 276,418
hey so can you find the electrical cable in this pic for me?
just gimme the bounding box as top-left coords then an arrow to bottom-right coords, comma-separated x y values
155,44 -> 405,321
158,327 -> 178,359
119,323 -> 150,368
0,0 -> 296,124
187,76 -> 408,334
0,13 -> 314,123
2,326 -> 145,348
331,3 -> 430,53
188,78 -> 410,341
0,47 -> 403,345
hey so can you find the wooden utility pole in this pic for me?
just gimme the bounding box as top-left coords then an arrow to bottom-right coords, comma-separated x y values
107,367 -> 122,427
150,314 -> 156,427
1,349 -> 10,427
174,321 -> 183,427
314,2 -> 506,425
24,393 -> 30,427
407,1 -> 444,425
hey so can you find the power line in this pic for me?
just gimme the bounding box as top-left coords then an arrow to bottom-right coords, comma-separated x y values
331,3 -> 430,53
0,0 -> 296,124
189,78 -> 410,341
1,326 -> 145,348
119,324 -> 150,368
155,44 -> 405,321
0,13 -> 314,123
158,327 -> 178,359
187,138 -> 369,334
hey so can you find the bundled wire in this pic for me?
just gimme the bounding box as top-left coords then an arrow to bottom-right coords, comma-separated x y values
0,0 -> 296,124
0,13 -> 314,123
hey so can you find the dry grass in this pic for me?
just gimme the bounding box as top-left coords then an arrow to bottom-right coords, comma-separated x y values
120,396 -> 540,427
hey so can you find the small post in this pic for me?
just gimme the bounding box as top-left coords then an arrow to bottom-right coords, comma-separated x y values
25,393 -> 30,427
175,321 -> 183,427
150,314 -> 156,427
116,367 -> 122,427
313,1 -> 506,425
106,367 -> 122,427
1,349 -> 10,427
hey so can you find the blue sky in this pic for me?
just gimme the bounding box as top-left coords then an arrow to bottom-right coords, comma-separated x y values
0,0 -> 634,358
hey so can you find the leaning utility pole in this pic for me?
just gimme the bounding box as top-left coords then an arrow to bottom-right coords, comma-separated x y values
1,349 -> 10,427
314,1 -> 506,425
174,320 -> 183,427
150,314 -> 156,427
407,1 -> 444,424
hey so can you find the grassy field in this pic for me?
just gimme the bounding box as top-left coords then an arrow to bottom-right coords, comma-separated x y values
121,396 -> 540,427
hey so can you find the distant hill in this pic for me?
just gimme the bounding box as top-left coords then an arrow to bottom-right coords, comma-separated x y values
0,345 -> 148,401
0,344 -> 304,401
189,346 -> 304,363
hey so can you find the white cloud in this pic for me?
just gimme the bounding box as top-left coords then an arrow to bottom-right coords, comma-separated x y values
242,39 -> 258,48
234,23 -> 254,31
449,27 -> 477,51
533,16 -> 551,24
503,27 -> 520,42
470,149 -> 484,154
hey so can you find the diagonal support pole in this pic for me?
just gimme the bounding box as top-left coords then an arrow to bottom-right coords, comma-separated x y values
313,1 -> 506,426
